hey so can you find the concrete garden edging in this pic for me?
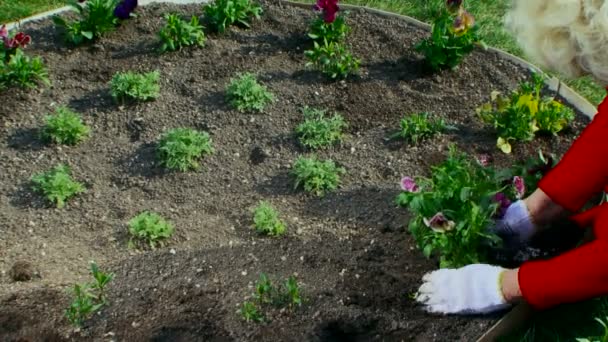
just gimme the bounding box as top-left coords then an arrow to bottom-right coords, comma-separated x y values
4,1 -> 599,340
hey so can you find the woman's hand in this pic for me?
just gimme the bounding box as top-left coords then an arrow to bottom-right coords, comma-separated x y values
416,264 -> 521,314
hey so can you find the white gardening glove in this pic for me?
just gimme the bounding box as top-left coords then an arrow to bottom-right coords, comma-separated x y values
493,200 -> 536,249
416,264 -> 511,314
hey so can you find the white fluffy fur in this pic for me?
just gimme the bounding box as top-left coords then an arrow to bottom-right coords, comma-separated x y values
505,0 -> 608,84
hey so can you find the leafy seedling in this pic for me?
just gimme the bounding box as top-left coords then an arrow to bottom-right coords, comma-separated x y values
304,39 -> 360,80
65,261 -> 114,327
159,13 -> 206,52
203,0 -> 262,33
253,202 -> 286,236
296,107 -> 347,150
31,165 -> 85,208
157,128 -> 213,171
239,301 -> 264,323
90,261 -> 114,304
225,72 -> 274,112
128,211 -> 174,248
389,112 -> 454,144
110,70 -> 160,103
42,106 -> 90,145
53,0 -> 121,45
308,15 -> 349,44
292,156 -> 345,197
0,49 -> 50,89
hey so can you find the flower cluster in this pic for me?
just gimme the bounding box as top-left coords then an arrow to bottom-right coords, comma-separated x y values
114,0 -> 138,20
0,25 -> 32,62
313,0 -> 339,23
446,0 -> 475,36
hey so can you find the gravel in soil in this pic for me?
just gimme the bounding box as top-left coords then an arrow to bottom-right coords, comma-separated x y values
0,1 -> 590,341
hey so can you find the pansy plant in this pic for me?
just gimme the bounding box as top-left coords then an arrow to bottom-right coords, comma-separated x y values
0,25 -> 32,62
415,0 -> 484,71
395,146 -> 541,268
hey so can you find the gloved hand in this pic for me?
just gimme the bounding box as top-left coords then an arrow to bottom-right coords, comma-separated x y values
492,200 -> 536,250
416,264 -> 511,314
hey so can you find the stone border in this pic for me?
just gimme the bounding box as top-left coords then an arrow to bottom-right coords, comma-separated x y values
3,1 -> 599,340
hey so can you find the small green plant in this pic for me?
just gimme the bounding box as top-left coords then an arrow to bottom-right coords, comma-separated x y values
478,73 -> 575,153
31,165 -> 85,208
239,273 -> 302,323
308,15 -> 349,44
128,212 -> 174,248
415,2 -> 483,71
395,146 -> 543,268
41,107 -> 90,146
577,317 -> 608,342
304,39 -> 360,80
157,128 -> 213,171
110,70 -> 160,103
239,301 -> 264,323
65,262 -> 114,327
203,0 -> 262,33
159,14 -> 206,52
0,49 -> 50,89
53,0 -> 120,45
226,73 -> 274,112
292,156 -> 345,197
296,107 -> 347,150
389,112 -> 453,144
252,201 -> 286,236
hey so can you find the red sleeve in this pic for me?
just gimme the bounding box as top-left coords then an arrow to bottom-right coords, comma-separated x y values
538,95 -> 608,213
519,203 -> 608,309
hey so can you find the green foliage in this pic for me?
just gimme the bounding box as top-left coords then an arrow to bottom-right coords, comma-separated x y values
158,14 -> 206,53
292,156 -> 345,197
31,165 -> 85,208
226,73 -> 274,112
110,70 -> 160,103
396,147 -> 521,268
415,9 -> 482,71
577,317 -> 608,342
478,73 -> 575,153
390,112 -> 453,144
239,273 -> 303,323
66,262 -> 114,327
52,0 -> 119,45
128,212 -> 174,248
157,128 -> 213,171
252,201 -> 286,236
304,39 -> 360,80
308,16 -> 349,43
0,49 -> 50,89
203,0 -> 262,33
296,107 -> 347,150
41,107 -> 90,145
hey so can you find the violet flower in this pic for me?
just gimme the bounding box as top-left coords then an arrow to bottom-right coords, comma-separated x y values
400,176 -> 419,192
313,0 -> 339,23
114,0 -> 137,20
423,212 -> 455,233
493,192 -> 511,219
0,25 -> 7,40
476,154 -> 491,167
513,176 -> 525,199
453,10 -> 475,34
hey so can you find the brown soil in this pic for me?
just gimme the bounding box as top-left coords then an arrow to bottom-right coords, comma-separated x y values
0,1 -> 591,341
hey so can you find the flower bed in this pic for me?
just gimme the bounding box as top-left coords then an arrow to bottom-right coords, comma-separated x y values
0,1 -> 591,340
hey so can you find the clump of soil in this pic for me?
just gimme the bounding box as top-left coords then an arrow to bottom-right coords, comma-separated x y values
0,1 -> 590,341
8,261 -> 38,282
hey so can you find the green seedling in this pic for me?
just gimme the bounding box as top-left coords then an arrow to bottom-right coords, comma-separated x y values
157,128 -> 213,171
390,112 -> 453,144
253,202 -> 286,236
110,70 -> 160,103
128,211 -> 174,248
159,13 -> 206,52
225,72 -> 274,112
31,164 -> 85,208
304,39 -> 360,80
42,106 -> 90,145
0,49 -> 50,89
292,156 -> 345,197
296,107 -> 346,150
203,0 -> 262,33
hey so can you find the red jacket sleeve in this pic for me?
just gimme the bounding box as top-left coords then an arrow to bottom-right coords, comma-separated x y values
538,94 -> 608,213
519,203 -> 608,310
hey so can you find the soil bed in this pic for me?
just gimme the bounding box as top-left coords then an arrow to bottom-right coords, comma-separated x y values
0,1 -> 590,341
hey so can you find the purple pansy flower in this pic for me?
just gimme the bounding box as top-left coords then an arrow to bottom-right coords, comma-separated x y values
476,154 -> 491,167
453,10 -> 475,34
513,176 -> 525,199
114,0 -> 137,20
400,176 -> 419,192
423,212 -> 455,233
0,25 -> 8,40
493,192 -> 511,219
